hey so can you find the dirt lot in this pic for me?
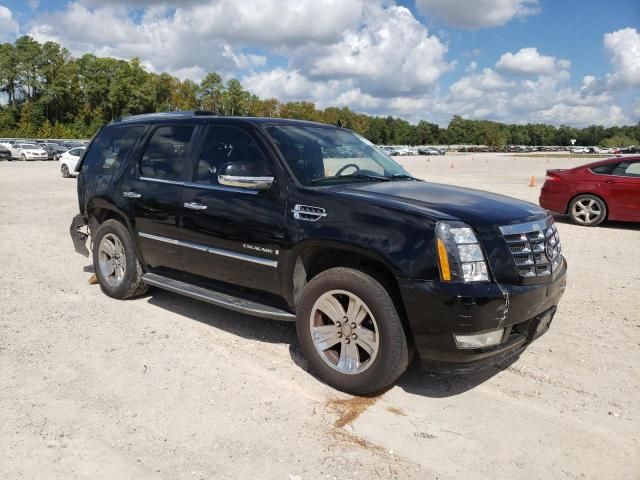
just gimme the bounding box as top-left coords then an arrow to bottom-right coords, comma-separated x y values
1,154 -> 639,479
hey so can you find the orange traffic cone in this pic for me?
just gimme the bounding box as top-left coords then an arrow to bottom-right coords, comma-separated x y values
528,176 -> 536,187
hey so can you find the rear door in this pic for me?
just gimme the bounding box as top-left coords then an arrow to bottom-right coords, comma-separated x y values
602,160 -> 640,221
179,124 -> 286,295
121,124 -> 199,273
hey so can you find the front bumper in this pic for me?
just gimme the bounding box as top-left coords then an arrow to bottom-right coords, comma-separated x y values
399,259 -> 567,372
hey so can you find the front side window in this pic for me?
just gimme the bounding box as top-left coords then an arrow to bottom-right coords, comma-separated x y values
264,125 -> 410,186
140,125 -> 196,181
83,126 -> 144,175
612,161 -> 640,178
194,127 -> 271,185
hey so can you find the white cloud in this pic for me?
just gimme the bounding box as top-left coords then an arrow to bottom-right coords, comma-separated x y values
0,6 -> 19,41
496,47 -> 570,76
29,6 -> 242,79
603,27 -> 640,89
296,4 -> 451,96
449,68 -> 514,99
12,1 -> 636,127
416,0 -> 539,28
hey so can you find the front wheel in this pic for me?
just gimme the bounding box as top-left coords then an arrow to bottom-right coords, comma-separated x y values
21,154 -> 26,161
569,194 -> 607,226
92,219 -> 148,299
296,267 -> 409,395
61,164 -> 70,178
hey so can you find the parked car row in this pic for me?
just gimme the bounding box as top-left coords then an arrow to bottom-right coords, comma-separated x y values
0,138 -> 88,161
379,145 -> 447,156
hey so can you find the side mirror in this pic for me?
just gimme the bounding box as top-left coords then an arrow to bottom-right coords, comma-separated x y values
218,162 -> 274,191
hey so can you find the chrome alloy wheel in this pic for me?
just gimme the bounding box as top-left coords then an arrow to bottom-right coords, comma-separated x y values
571,198 -> 602,225
98,233 -> 127,287
309,290 -> 380,375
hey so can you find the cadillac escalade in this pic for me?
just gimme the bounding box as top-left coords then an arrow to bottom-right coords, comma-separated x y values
70,111 -> 567,394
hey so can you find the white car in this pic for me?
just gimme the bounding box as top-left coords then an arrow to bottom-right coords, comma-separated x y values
10,143 -> 48,160
59,147 -> 86,177
570,146 -> 589,154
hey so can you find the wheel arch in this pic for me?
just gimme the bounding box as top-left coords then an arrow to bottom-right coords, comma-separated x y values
87,198 -> 133,236
282,241 -> 413,344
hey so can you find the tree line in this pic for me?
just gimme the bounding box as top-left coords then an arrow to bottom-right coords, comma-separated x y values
1,36 -> 639,147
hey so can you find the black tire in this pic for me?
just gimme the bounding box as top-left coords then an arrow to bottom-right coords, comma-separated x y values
568,194 -> 607,227
296,267 -> 409,395
21,154 -> 26,161
61,164 -> 70,178
92,219 -> 148,299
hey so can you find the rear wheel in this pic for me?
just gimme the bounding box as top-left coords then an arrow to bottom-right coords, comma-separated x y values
569,194 -> 606,226
93,219 -> 148,299
296,267 -> 409,395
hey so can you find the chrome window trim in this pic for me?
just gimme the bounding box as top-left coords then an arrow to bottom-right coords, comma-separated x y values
139,176 -> 185,186
138,177 -> 261,195
138,232 -> 277,268
183,182 -> 260,195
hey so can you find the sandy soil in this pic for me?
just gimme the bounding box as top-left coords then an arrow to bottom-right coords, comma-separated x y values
1,154 -> 638,479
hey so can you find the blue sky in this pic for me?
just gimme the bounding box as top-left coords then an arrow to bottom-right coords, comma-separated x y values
0,0 -> 638,126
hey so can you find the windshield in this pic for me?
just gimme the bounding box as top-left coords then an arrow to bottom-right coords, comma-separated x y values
21,144 -> 39,150
264,125 -> 411,186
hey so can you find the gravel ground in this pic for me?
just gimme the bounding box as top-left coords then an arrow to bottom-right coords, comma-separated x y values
1,155 -> 639,479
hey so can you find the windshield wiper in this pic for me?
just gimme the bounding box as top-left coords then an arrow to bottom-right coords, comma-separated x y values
311,174 -> 392,184
390,174 -> 419,181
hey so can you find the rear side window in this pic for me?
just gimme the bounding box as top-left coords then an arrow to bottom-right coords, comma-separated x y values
591,163 -> 616,174
194,127 -> 271,185
140,125 -> 196,181
83,126 -> 144,175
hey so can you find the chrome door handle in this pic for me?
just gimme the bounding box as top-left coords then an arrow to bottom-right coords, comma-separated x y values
184,202 -> 208,210
123,191 -> 142,198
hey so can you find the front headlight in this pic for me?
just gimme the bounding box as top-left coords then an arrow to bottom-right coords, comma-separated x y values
436,221 -> 489,282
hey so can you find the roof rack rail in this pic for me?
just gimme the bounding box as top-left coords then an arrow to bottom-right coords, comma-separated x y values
112,110 -> 218,123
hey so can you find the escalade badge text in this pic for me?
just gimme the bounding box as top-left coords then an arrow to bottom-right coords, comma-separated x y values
243,244 -> 279,255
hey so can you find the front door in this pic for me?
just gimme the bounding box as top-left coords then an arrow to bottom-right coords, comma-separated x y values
122,124 -> 198,272
179,125 -> 286,296
602,160 -> 640,221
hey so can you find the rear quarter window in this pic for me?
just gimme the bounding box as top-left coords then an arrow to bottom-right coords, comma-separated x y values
590,163 -> 616,174
82,126 -> 145,175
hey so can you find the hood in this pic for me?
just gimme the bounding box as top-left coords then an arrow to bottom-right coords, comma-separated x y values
332,180 -> 547,229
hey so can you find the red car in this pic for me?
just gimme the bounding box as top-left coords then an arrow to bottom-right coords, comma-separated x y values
539,156 -> 640,226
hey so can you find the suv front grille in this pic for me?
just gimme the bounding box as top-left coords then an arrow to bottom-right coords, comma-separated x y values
499,218 -> 562,277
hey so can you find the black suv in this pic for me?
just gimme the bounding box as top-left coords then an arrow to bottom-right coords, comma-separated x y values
70,112 -> 567,394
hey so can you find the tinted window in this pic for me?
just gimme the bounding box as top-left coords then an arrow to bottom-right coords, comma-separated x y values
83,126 -> 144,175
140,125 -> 196,181
264,125 -> 408,186
69,148 -> 85,156
612,161 -> 640,178
591,163 -> 616,174
194,127 -> 270,185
